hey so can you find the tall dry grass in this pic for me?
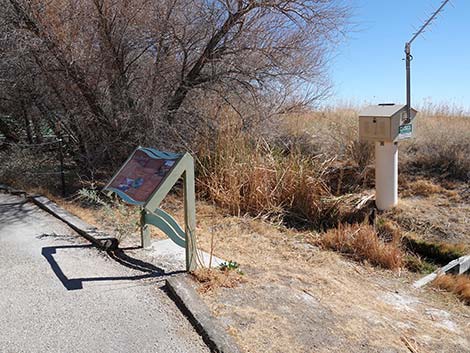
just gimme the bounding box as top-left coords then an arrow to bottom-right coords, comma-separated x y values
278,105 -> 469,181
194,103 -> 468,242
196,131 -> 344,229
318,223 -> 403,270
401,107 -> 470,181
276,108 -> 374,168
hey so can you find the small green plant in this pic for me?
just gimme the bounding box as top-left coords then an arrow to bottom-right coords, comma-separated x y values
219,260 -> 244,275
375,217 -> 401,243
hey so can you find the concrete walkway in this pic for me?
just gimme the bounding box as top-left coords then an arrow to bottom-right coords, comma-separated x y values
0,193 -> 209,353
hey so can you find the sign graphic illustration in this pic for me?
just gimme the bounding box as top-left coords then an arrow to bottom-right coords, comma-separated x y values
105,148 -> 181,205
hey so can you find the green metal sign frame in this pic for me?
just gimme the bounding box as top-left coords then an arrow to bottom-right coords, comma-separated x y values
142,152 -> 197,272
104,148 -> 197,272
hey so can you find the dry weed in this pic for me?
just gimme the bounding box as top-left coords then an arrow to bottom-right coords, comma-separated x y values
401,178 -> 460,199
192,267 -> 245,293
376,218 -> 401,242
433,275 -> 470,305
318,224 -> 403,270
403,179 -> 443,197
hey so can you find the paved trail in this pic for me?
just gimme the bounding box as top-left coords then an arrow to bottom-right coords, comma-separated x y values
0,193 -> 210,353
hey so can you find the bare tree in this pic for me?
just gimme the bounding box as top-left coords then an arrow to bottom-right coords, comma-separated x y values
0,0 -> 349,170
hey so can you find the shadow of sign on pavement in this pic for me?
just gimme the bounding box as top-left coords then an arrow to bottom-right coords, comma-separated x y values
41,243 -> 183,291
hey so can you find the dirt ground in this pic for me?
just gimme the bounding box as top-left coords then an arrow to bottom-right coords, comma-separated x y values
140,189 -> 469,353
53,184 -> 470,353
393,180 -> 469,244
190,210 -> 469,353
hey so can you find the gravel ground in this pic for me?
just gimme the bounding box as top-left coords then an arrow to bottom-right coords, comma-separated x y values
0,193 -> 210,353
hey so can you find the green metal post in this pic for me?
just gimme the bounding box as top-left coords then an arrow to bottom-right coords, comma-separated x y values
140,208 -> 151,249
183,156 -> 197,272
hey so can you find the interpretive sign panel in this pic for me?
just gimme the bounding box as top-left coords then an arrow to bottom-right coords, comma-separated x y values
104,147 -> 182,205
104,147 -> 197,271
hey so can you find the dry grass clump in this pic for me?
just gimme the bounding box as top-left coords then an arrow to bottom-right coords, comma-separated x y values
192,267 -> 245,293
402,111 -> 470,181
403,179 -> 443,197
401,178 -> 460,199
196,118 -> 377,230
197,131 -> 347,229
433,274 -> 470,305
318,224 -> 404,270
376,218 -> 401,242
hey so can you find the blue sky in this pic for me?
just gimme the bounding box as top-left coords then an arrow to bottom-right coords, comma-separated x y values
327,0 -> 470,111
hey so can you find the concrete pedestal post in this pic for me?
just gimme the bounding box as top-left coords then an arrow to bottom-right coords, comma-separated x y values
375,142 -> 398,211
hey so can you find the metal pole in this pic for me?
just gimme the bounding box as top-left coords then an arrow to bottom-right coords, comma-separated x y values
405,42 -> 412,123
183,155 -> 197,272
140,208 -> 151,249
404,0 -> 451,122
58,138 -> 66,197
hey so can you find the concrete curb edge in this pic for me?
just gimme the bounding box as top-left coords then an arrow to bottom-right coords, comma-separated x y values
166,275 -> 242,353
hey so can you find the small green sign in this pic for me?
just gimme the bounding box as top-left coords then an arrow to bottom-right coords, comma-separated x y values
398,124 -> 413,140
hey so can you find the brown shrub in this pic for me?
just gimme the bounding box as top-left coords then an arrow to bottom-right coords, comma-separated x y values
318,224 -> 404,270
433,275 -> 470,305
